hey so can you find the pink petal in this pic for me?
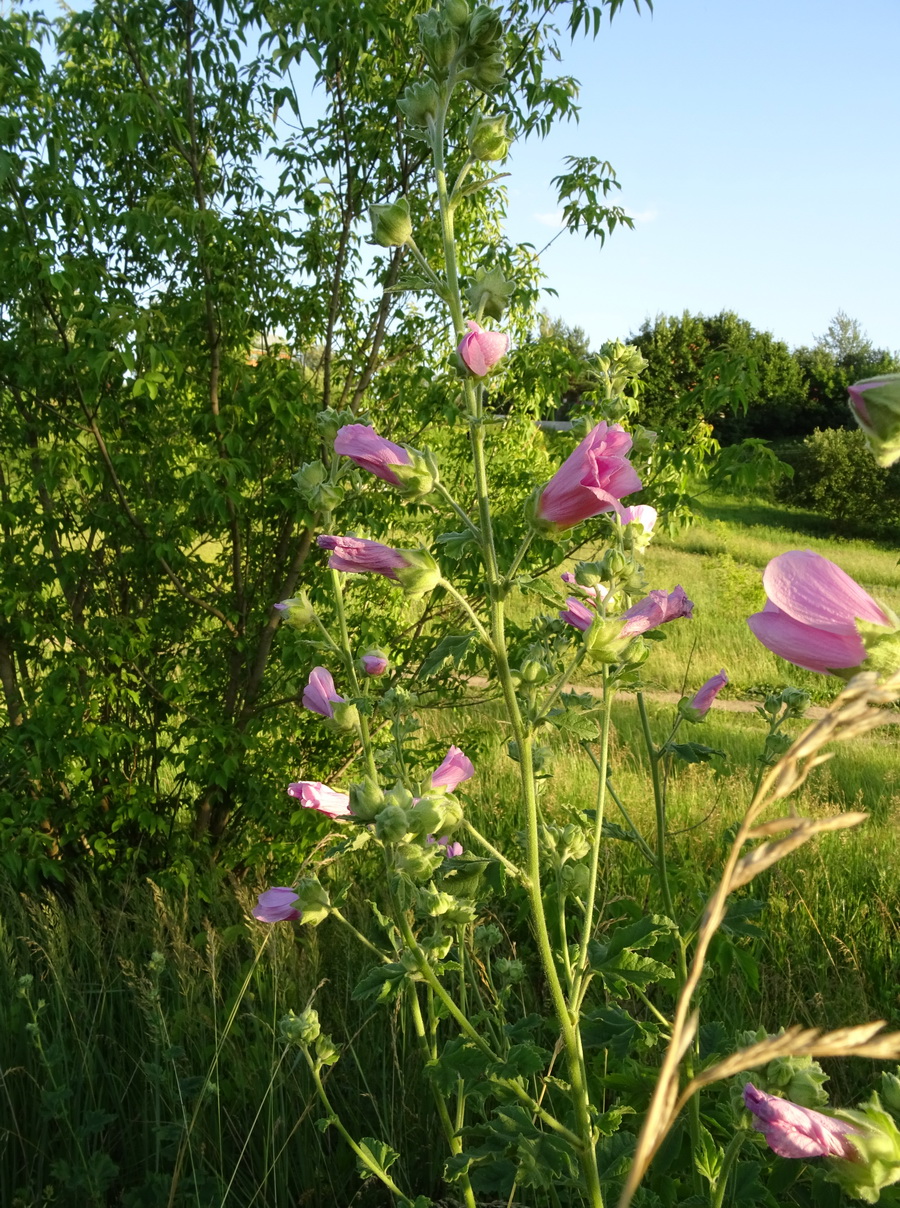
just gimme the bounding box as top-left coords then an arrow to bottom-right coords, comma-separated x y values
747,602 -> 866,673
431,745 -> 475,791
764,550 -> 889,632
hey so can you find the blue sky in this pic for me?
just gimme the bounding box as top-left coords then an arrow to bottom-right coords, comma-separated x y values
504,0 -> 900,353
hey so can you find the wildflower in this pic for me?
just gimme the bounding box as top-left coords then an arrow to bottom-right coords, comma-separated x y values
559,596 -> 595,632
253,887 -> 301,923
689,669 -> 728,717
317,534 -> 411,579
743,1084 -> 859,1160
747,550 -> 893,675
287,781 -> 352,818
333,424 -> 412,485
620,586 -> 693,638
431,745 -> 474,792
535,422 -> 642,529
302,666 -> 344,719
457,320 -> 509,377
427,834 -> 464,858
361,651 -> 389,676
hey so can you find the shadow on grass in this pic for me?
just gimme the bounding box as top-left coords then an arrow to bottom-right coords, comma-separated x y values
697,493 -> 891,545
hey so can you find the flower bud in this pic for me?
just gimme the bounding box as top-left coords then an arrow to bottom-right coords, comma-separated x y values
315,407 -> 354,442
466,264 -> 515,322
443,0 -> 469,29
394,548 -> 442,597
369,197 -> 413,248
292,461 -> 344,512
407,794 -> 447,836
273,593 -> 316,628
329,700 -> 360,734
468,50 -> 506,92
360,650 -> 389,677
394,841 -> 444,881
467,113 -> 509,162
398,80 -> 441,127
584,618 -> 630,664
574,562 -> 604,588
384,781 -> 415,811
495,957 -> 524,983
349,777 -> 385,821
468,5 -> 503,46
292,877 -> 331,927
848,374 -> 900,467
474,923 -> 502,951
600,549 -> 629,579
280,1007 -> 320,1046
416,9 -> 459,74
519,658 -> 549,685
375,805 -> 411,843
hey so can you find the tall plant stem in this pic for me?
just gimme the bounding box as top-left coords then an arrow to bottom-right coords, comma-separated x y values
575,673 -> 613,983
635,690 -> 702,1191
711,1129 -> 747,1208
407,985 -> 477,1208
330,568 -> 378,781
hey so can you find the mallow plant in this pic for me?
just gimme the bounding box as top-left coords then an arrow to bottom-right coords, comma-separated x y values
252,5 -> 900,1205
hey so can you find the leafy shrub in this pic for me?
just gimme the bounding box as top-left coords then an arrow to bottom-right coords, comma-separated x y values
777,427 -> 900,539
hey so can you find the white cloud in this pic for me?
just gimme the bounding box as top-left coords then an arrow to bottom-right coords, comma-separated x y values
532,210 -> 566,229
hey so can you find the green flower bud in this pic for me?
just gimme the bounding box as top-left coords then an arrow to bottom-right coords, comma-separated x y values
315,407 -> 354,442
780,687 -> 811,717
827,1099 -> 900,1203
408,796 -> 447,836
416,8 -> 459,75
292,461 -> 344,512
398,80 -> 441,127
766,1055 -> 830,1108
574,562 -> 604,588
443,0 -> 469,29
468,50 -> 505,92
349,777 -> 385,821
314,1033 -> 340,1067
422,934 -> 453,960
418,887 -> 458,916
495,957 -> 524,983
369,197 -> 413,247
329,700 -> 360,734
437,796 -> 464,832
519,658 -> 549,685
386,449 -> 437,501
445,900 -> 477,925
849,374 -> 900,467
466,264 -> 516,322
394,841 -> 444,881
394,548 -> 441,597
600,549 -> 629,579
375,805 -> 410,843
584,618 -> 630,664
473,923 -> 502,951
280,1007 -> 320,1046
467,113 -> 509,162
384,781 -> 415,811
274,592 -> 316,628
468,5 -> 503,46
292,877 -> 331,927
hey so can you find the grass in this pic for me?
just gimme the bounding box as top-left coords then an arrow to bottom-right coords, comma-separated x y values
4,488 -> 900,1206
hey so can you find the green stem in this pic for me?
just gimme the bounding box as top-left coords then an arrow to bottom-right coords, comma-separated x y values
711,1129 -> 747,1208
303,1050 -> 408,1200
405,234 -> 449,297
433,479 -> 481,539
461,819 -> 528,883
330,568 -> 378,781
536,645 -> 589,721
407,984 -> 477,1208
575,674 -> 614,982
502,528 -> 535,586
330,909 -> 386,960
439,578 -> 494,650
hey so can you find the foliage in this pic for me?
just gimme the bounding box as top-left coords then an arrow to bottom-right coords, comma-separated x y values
777,427 -> 900,540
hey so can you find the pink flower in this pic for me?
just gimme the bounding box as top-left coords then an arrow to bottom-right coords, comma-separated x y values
318,534 -> 410,580
619,504 -> 658,533
334,424 -> 411,486
287,781 -> 352,818
431,745 -> 475,792
457,320 -> 509,377
253,887 -> 301,923
620,586 -> 693,638
560,572 -> 611,605
427,834 -> 464,858
361,652 -> 389,676
747,550 -> 890,675
689,669 -> 728,717
559,596 -> 595,631
743,1084 -> 860,1161
536,422 -> 642,528
302,666 -> 344,719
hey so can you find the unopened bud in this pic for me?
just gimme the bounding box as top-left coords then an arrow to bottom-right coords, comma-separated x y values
466,264 -> 515,322
375,805 -> 410,843
395,549 -> 441,597
329,700 -> 360,734
273,593 -> 316,628
398,80 -> 441,127
468,5 -> 503,46
467,113 -> 509,162
369,198 -> 412,247
417,9 -> 459,74
280,1007 -> 320,1046
443,0 -> 469,29
407,795 -> 447,836
469,50 -> 505,92
349,777 -> 385,821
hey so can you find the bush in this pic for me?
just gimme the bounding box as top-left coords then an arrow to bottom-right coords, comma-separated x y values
777,427 -> 900,539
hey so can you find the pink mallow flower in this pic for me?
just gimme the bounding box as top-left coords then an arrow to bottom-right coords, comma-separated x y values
619,504 -> 658,533
361,651 -> 389,676
287,781 -> 352,818
334,424 -> 411,486
560,572 -> 612,605
431,745 -> 475,792
302,666 -> 344,719
536,422 -> 642,529
457,320 -> 509,377
620,586 -> 693,638
743,1084 -> 860,1161
559,596 -> 595,632
427,834 -> 464,858
318,534 -> 410,580
689,669 -> 728,717
747,550 -> 891,675
253,887 -> 301,923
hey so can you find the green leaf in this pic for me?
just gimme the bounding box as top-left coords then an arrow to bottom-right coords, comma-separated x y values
357,1137 -> 400,1180
694,1125 -> 723,1187
666,742 -> 726,764
351,962 -> 407,1003
721,897 -> 765,938
581,1006 -> 662,1057
418,632 -> 477,678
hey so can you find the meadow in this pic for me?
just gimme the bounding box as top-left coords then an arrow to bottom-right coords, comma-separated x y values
3,491 -> 898,1208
